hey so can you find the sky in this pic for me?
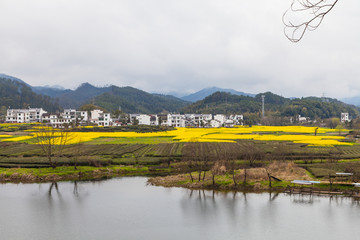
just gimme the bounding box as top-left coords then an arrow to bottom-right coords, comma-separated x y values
0,0 -> 359,99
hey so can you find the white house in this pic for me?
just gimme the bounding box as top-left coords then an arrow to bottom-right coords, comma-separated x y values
298,115 -> 308,123
184,114 -> 201,127
136,114 -> 151,125
214,114 -> 226,126
167,114 -> 186,127
229,114 -> 244,125
91,109 -> 112,126
43,109 -> 89,128
341,113 -> 349,123
91,110 -> 103,121
210,119 -> 222,128
50,116 -> 73,128
62,109 -> 88,122
98,112 -> 112,127
6,108 -> 47,123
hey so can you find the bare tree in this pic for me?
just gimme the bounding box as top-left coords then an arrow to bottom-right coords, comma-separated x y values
182,143 -> 213,182
243,143 -> 264,167
211,160 -> 226,186
182,143 -> 196,182
35,126 -> 72,169
283,0 -> 339,42
264,165 -> 273,188
72,139 -> 84,170
220,145 -> 239,186
242,143 -> 265,185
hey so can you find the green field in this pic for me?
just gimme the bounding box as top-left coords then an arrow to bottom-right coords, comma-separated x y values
1,127 -> 360,188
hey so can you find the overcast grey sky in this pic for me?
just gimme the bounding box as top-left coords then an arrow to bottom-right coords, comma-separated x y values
0,0 -> 359,98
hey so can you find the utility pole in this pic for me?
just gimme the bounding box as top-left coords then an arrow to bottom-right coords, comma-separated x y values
261,95 -> 265,119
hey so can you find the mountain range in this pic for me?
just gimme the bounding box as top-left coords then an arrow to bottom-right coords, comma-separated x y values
1,74 -> 359,122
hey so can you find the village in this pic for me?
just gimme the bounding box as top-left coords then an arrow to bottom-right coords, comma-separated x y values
5,107 -> 244,128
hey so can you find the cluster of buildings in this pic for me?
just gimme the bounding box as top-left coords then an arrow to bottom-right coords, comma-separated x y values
6,108 -> 112,128
5,107 -> 244,128
129,113 -> 243,128
4,107 -> 352,128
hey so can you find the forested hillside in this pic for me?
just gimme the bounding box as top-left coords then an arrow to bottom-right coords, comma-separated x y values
181,91 -> 360,120
1,74 -> 358,120
94,86 -> 189,113
0,77 -> 61,114
56,83 -> 112,108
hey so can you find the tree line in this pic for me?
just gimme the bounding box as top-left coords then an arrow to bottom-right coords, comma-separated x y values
181,91 -> 359,125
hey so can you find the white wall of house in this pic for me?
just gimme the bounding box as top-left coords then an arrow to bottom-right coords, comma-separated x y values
6,108 -> 47,123
202,114 -> 212,121
214,114 -> 226,125
91,109 -> 103,121
210,119 -> 222,128
136,114 -> 151,125
97,112 -> 112,127
62,109 -> 76,119
341,113 -> 349,123
224,119 -> 235,127
50,118 -> 72,128
167,114 -> 186,127
78,111 -> 88,121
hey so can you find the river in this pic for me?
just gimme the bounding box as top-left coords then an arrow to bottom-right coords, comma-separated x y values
0,177 -> 360,240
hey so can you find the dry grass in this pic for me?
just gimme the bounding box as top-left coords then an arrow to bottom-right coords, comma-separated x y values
266,161 -> 311,181
149,161 -> 311,189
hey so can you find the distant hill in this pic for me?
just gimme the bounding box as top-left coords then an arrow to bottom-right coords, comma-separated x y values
181,91 -> 360,121
1,74 -> 358,119
94,86 -> 189,113
0,73 -> 30,86
56,83 -> 112,109
341,96 -> 360,106
0,74 -> 73,99
0,75 -> 189,112
32,85 -> 71,98
0,77 -> 61,113
181,87 -> 255,102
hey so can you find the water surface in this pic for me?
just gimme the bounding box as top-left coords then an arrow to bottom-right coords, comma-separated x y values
0,177 -> 360,240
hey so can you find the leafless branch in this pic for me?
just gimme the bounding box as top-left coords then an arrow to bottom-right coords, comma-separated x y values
35,126 -> 73,168
283,0 -> 338,42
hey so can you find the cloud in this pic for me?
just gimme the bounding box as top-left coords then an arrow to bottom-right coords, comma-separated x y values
0,0 -> 359,99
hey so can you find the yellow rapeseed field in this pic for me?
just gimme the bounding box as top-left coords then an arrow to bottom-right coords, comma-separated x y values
0,135 -> 11,138
0,126 -> 352,146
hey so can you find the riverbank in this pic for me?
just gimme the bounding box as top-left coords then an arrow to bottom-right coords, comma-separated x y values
148,162 -> 309,191
148,162 -> 360,193
148,174 -> 360,193
2,163 -> 359,196
0,165 -> 167,183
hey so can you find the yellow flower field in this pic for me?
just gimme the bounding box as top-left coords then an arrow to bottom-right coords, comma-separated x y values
0,126 -> 352,146
0,135 -> 12,138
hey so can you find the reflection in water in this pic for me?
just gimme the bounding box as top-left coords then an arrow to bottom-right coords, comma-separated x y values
1,178 -> 360,240
290,194 -> 318,204
48,182 -> 60,197
269,192 -> 280,202
46,181 -> 88,199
